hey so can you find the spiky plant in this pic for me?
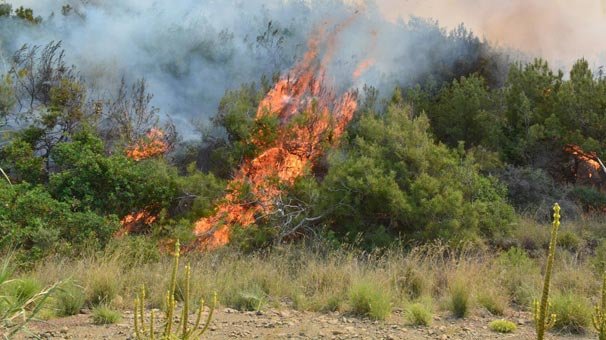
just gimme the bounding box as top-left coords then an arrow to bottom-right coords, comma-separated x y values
134,240 -> 216,340
592,272 -> 606,340
533,203 -> 560,340
0,257 -> 60,339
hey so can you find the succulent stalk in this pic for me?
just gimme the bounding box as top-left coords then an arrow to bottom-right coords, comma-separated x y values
533,203 -> 560,340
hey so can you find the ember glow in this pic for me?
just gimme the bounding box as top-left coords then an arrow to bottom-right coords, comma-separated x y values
125,128 -> 168,161
116,210 -> 157,237
192,21 -> 365,250
564,144 -> 606,190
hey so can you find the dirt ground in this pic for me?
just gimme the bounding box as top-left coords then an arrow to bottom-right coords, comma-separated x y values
13,307 -> 594,340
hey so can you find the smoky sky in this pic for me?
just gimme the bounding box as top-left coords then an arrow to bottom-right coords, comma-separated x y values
0,0 -> 526,137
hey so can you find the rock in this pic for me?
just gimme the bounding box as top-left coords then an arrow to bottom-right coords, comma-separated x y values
517,319 -> 526,325
279,310 -> 291,318
224,308 -> 238,314
60,327 -> 69,334
440,335 -> 448,340
332,329 -> 345,335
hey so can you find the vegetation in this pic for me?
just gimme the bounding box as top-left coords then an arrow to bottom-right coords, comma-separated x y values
593,273 -> 606,340
0,257 -> 60,338
488,319 -> 517,333
3,1 -> 606,339
91,305 -> 122,325
134,241 -> 216,340
405,302 -> 432,326
533,203 -> 560,340
348,280 -> 392,320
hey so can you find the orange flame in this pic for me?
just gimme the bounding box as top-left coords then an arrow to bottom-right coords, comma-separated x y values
192,20 -> 367,250
116,210 -> 157,237
125,128 -> 168,161
564,144 -> 606,190
117,128 -> 168,236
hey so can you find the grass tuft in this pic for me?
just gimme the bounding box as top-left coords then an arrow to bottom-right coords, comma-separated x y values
405,302 -> 432,326
91,305 -> 121,325
448,279 -> 470,318
55,281 -> 86,316
349,281 -> 391,320
551,292 -> 592,334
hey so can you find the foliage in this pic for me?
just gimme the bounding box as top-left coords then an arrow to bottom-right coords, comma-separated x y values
92,305 -> 122,325
54,281 -> 86,317
405,302 -> 432,326
319,96 -> 514,245
533,203 -> 560,340
488,319 -> 517,333
594,273 -> 606,340
49,130 -> 180,217
348,281 -> 391,320
134,241 -> 216,340
0,181 -> 119,260
550,292 -> 592,334
0,257 -> 60,338
448,278 -> 470,318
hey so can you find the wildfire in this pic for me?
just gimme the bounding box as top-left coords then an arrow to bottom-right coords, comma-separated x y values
125,128 -> 168,161
117,128 -> 168,236
116,210 -> 157,237
564,144 -> 606,189
192,19 -> 366,250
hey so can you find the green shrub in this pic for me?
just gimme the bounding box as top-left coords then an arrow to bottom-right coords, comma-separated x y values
55,282 -> 85,316
557,230 -> 582,252
6,277 -> 42,307
349,281 -> 391,320
231,285 -> 267,312
496,247 -> 539,306
489,319 -> 517,333
405,302 -> 432,326
550,292 -> 591,334
91,305 -> 121,325
448,279 -> 470,318
477,289 -> 507,316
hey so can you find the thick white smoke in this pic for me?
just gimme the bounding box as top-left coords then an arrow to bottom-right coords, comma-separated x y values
0,0 -> 542,136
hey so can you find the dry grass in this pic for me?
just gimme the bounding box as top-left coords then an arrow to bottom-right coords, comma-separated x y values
16,224 -> 603,327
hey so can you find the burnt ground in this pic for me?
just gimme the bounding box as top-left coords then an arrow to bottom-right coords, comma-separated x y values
14,307 -> 593,340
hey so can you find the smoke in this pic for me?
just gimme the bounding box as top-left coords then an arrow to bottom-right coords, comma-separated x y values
377,0 -> 606,68
0,0 -> 545,137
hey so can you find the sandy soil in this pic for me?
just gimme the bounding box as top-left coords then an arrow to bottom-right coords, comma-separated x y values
15,307 -> 592,339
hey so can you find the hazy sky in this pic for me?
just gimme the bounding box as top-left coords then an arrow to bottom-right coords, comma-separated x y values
376,0 -> 606,66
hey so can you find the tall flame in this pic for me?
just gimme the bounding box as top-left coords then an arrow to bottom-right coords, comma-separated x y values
192,20 -> 365,250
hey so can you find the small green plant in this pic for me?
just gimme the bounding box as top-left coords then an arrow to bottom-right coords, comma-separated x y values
489,319 -> 517,333
405,302 -> 432,326
7,277 -> 42,307
55,281 -> 86,316
550,292 -> 591,334
92,305 -> 121,325
592,272 -> 606,340
533,203 -> 560,340
349,281 -> 391,320
233,286 -> 267,312
0,258 -> 60,338
449,279 -> 470,318
477,288 -> 507,316
134,240 -> 216,340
